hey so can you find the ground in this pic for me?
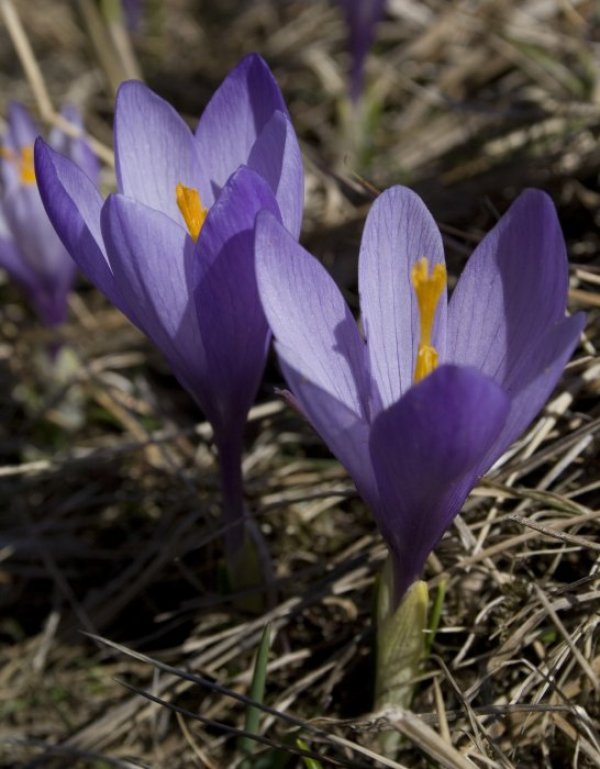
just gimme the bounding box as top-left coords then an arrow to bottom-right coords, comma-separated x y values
0,1 -> 598,767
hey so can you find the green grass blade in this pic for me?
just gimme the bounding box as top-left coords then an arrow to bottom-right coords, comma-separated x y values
239,622 -> 272,757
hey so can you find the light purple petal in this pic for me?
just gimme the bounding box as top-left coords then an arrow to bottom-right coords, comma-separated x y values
256,210 -> 370,420
479,313 -> 585,473
34,139 -> 119,308
2,103 -> 39,189
369,364 -> 509,602
3,184 -> 74,284
247,111 -> 303,239
195,54 -> 289,195
447,189 -> 570,387
49,105 -> 100,186
359,185 -> 447,409
280,361 -> 374,500
114,81 -> 205,218
7,101 -> 39,148
191,166 -> 280,433
100,194 -> 205,399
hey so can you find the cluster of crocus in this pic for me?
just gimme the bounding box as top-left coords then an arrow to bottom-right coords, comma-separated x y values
0,103 -> 98,327
255,185 -> 585,607
35,54 -> 303,563
29,48 -> 584,728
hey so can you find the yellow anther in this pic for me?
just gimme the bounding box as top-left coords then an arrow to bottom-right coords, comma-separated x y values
1,145 -> 36,185
176,182 -> 208,242
19,146 -> 36,185
411,257 -> 446,383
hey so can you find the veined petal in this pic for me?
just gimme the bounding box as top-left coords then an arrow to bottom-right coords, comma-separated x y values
34,139 -> 119,308
369,364 -> 509,602
280,360 -> 374,500
247,111 -> 304,239
114,81 -> 205,218
193,165 -> 279,274
447,189 -> 570,386
479,313 -> 585,473
256,210 -> 370,420
195,54 -> 289,194
359,186 -> 447,409
191,166 -> 280,432
100,194 -> 206,400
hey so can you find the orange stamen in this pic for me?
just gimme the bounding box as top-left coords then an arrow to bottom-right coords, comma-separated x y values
411,257 -> 446,383
176,183 -> 208,241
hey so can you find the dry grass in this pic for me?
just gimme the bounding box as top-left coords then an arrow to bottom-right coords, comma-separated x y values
0,1 -> 598,767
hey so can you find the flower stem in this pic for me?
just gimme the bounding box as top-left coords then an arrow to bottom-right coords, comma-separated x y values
216,431 -> 275,610
215,431 -> 246,562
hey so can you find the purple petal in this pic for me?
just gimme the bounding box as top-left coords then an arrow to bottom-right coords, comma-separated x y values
2,103 -> 39,189
122,0 -> 141,30
369,364 -> 509,603
247,111 -> 303,239
479,313 -> 585,473
0,228 -> 70,327
100,194 -> 206,399
339,0 -> 386,102
49,105 -> 100,186
114,81 -> 205,218
447,190 -> 570,387
280,361 -> 374,500
7,101 -> 39,148
195,54 -> 289,195
359,186 -> 447,409
256,210 -> 371,420
29,283 -> 70,327
0,234 -> 35,289
193,165 -> 280,274
191,167 -> 280,434
34,139 -> 119,308
3,185 -> 75,285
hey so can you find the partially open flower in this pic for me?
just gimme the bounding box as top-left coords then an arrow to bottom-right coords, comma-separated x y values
338,0 -> 386,103
256,185 -> 585,605
0,103 -> 98,326
35,54 -> 304,558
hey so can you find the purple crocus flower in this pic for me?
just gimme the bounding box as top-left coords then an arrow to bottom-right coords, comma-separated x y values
256,186 -> 585,605
0,103 -> 99,326
34,54 -> 303,559
338,0 -> 386,103
121,0 -> 141,31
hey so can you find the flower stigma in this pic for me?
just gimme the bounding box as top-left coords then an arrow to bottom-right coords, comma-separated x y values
176,182 -> 208,242
411,257 -> 446,383
1,146 -> 36,185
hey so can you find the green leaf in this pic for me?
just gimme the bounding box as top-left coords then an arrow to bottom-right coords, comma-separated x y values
374,561 -> 429,756
296,738 -> 324,769
239,623 -> 272,758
